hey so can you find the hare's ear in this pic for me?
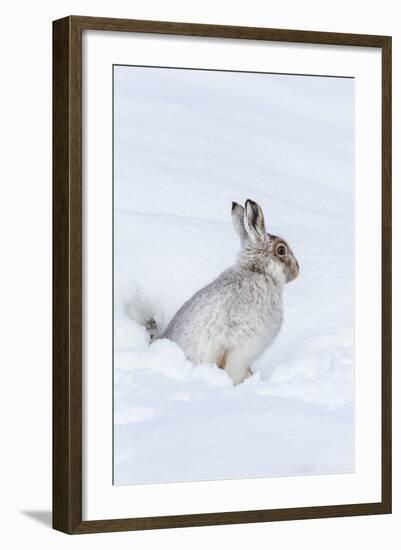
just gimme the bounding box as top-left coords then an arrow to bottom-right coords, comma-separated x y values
231,202 -> 248,245
244,199 -> 266,244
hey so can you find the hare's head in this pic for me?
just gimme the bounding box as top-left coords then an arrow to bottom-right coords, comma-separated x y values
232,199 -> 299,284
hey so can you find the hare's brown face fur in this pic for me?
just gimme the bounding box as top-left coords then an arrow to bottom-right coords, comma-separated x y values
269,235 -> 300,283
232,200 -> 299,285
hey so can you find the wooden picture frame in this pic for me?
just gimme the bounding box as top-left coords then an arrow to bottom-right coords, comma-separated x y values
53,15 -> 392,534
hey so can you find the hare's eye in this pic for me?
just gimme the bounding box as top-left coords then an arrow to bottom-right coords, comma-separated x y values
277,245 -> 286,256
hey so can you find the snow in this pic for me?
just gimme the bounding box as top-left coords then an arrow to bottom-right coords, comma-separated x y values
113,65 -> 355,484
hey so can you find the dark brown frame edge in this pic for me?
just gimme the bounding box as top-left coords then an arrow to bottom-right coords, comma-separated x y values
53,15 -> 392,535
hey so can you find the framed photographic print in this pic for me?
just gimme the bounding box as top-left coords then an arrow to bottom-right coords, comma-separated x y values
53,16 -> 392,534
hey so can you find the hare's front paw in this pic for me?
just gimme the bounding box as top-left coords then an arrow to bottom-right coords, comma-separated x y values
231,367 -> 253,386
224,354 -> 253,385
244,367 -> 253,380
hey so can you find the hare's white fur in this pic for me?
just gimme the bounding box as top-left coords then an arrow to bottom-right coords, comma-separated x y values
162,200 -> 299,385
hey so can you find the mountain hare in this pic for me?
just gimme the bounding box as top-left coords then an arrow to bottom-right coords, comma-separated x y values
161,199 -> 299,385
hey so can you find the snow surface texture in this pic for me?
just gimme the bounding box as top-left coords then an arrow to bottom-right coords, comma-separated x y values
113,66 -> 355,485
